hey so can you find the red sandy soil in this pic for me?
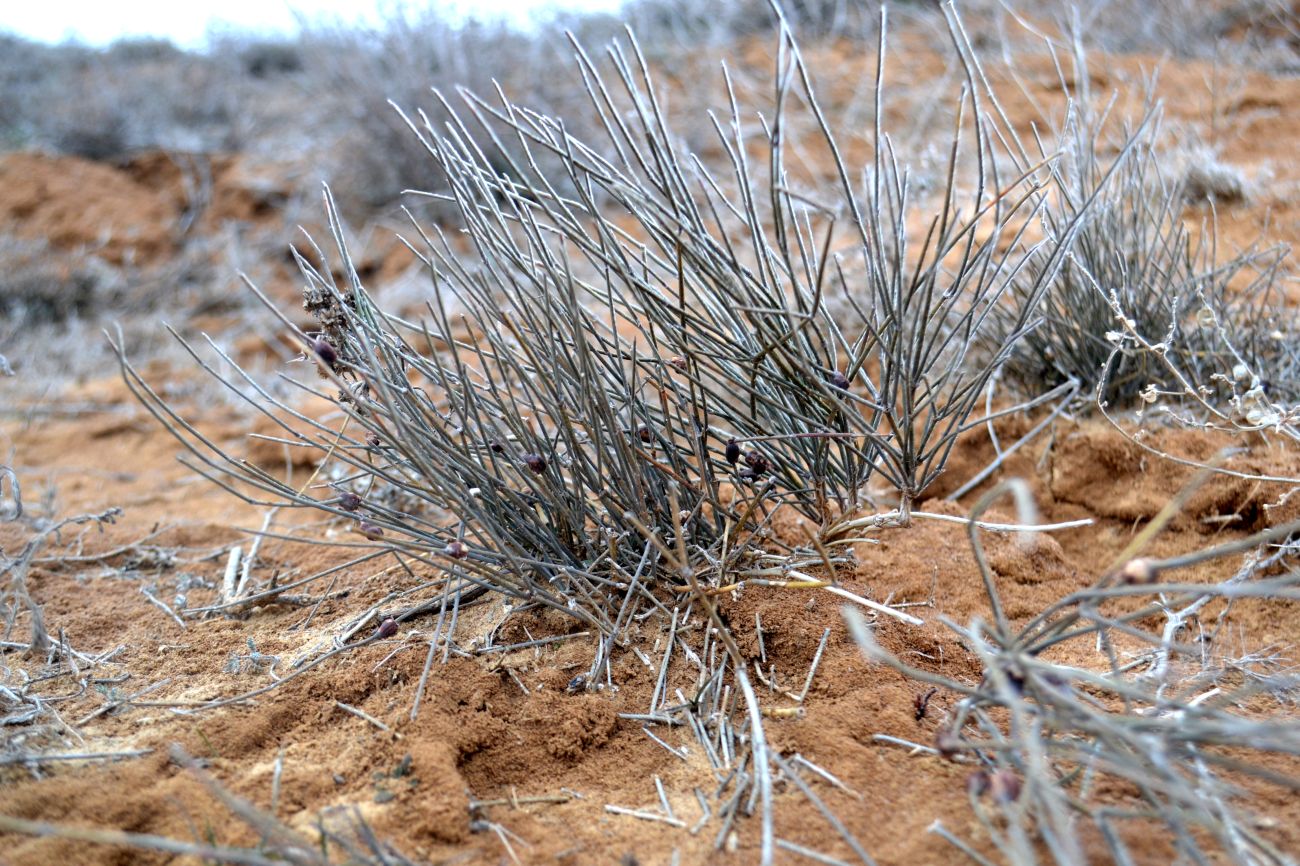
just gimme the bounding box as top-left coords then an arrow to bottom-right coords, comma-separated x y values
2,30 -> 1298,866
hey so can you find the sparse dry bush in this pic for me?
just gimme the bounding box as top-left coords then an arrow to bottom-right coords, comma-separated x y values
0,226 -> 271,397
615,0 -> 880,46
957,0 -> 1299,73
1180,147 -> 1251,205
231,38 -> 304,79
120,1 -> 1104,586
993,98 -> 1295,420
0,37 -> 90,150
0,34 -> 248,160
109,9 -> 1112,860
0,234 -> 117,325
295,14 -> 601,211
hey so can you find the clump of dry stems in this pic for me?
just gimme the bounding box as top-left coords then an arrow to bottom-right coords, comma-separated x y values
113,3 -> 1087,648
101,5 -> 1112,860
992,32 -> 1296,419
849,478 -> 1300,866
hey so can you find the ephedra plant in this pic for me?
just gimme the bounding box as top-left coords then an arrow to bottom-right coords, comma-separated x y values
988,28 -> 1297,427
116,6 -> 1104,635
111,7 -> 1125,862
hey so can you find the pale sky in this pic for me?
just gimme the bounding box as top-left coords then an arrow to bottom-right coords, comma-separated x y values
1,0 -> 624,48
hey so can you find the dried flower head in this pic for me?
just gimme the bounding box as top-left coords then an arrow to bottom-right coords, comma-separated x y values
522,453 -> 547,473
724,438 -> 742,465
337,491 -> 362,511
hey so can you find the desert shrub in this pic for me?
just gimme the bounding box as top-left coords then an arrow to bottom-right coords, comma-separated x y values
408,7 -> 1130,521
616,0 -> 879,45
0,33 -> 246,160
1180,148 -> 1250,205
954,0 -> 1299,72
0,225 -> 272,396
235,39 -> 304,78
45,94 -> 134,160
1084,0 -> 1299,68
117,0 -> 1117,640
0,37 -> 90,149
122,7 -> 1110,604
0,234 -> 115,325
993,100 -> 1295,417
296,13 -> 596,210
104,36 -> 184,64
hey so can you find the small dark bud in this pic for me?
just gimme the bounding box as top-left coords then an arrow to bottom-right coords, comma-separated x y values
637,425 -> 653,443
443,540 -> 469,559
357,520 -> 385,540
312,338 -> 338,367
338,492 -> 362,511
489,440 -> 505,454
522,453 -> 547,473
829,370 -> 851,390
989,769 -> 1022,803
1003,663 -> 1025,695
669,356 -> 688,373
724,438 -> 742,465
744,450 -> 769,474
966,770 -> 990,798
376,617 -> 398,639
366,433 -> 381,448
